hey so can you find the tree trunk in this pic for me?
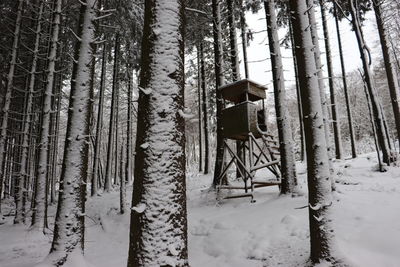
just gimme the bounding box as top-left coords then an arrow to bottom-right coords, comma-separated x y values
125,59 -> 133,184
289,0 -> 336,263
197,48 -> 203,173
333,4 -> 357,158
120,141 -> 126,214
0,0 -> 24,214
348,0 -> 392,164
306,0 -> 334,169
212,0 -> 225,186
200,43 -> 209,175
105,34 -> 120,192
15,1 -> 44,224
92,43 -> 107,196
373,0 -> 400,148
49,0 -> 95,264
289,19 -> 306,162
240,1 -> 249,78
127,0 -> 188,265
264,0 -> 297,194
320,0 -> 343,159
31,0 -> 62,230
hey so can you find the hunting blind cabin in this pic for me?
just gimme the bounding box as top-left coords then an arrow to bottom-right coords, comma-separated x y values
217,79 -> 281,202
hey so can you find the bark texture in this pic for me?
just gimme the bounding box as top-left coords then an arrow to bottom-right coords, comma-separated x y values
49,0 -> 95,264
127,0 -> 188,266
289,0 -> 336,263
264,0 -> 297,194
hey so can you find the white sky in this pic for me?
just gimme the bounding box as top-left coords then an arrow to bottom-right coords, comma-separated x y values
238,5 -> 381,94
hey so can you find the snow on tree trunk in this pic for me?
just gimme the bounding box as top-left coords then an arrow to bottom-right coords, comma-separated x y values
31,0 -> 62,230
127,0 -> 188,266
348,0 -> 392,165
212,0 -> 225,186
289,0 -> 337,263
15,1 -> 44,224
320,0 -> 343,160
333,4 -> 357,158
373,0 -> 400,148
0,0 -> 23,214
306,0 -> 334,171
48,0 -> 95,264
264,0 -> 297,194
125,58 -> 133,184
92,43 -> 106,196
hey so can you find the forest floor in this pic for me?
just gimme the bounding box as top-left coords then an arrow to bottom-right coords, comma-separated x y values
0,152 -> 399,267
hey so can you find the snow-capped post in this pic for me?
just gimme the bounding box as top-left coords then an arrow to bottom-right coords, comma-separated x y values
333,3 -> 357,159
126,0 -> 188,265
31,0 -> 62,230
264,0 -> 297,195
49,0 -> 96,264
320,0 -> 343,160
14,1 -> 44,224
347,0 -> 392,165
212,0 -> 225,187
0,0 -> 24,215
373,0 -> 400,149
289,0 -> 337,263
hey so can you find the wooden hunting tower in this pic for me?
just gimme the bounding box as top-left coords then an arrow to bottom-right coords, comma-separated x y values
217,79 -> 281,201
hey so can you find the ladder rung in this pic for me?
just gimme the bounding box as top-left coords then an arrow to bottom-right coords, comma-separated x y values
252,181 -> 281,188
224,193 -> 253,199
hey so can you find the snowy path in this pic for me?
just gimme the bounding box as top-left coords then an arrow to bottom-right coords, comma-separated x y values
0,153 -> 399,267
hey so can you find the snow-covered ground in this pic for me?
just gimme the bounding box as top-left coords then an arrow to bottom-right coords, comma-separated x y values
0,153 -> 399,267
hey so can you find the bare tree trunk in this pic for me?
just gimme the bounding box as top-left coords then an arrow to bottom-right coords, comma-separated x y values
320,0 -> 343,159
127,0 -> 188,265
92,43 -> 106,196
373,0 -> 400,148
105,34 -> 120,192
32,0 -> 62,230
240,1 -> 249,78
119,140 -> 126,214
289,0 -> 336,263
212,0 -> 225,186
348,0 -> 392,164
196,48 -> 203,173
15,1 -> 44,224
289,19 -> 306,162
333,4 -> 357,158
200,43 -> 209,175
0,0 -> 24,214
49,0 -> 95,264
265,0 -> 297,194
125,58 -> 133,184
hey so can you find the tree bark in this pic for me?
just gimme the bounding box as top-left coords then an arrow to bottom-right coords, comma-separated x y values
373,0 -> 400,148
333,4 -> 357,158
197,48 -> 203,173
212,0 -> 225,186
49,0 -> 95,264
200,44 -> 209,175
289,0 -> 336,263
265,0 -> 297,194
320,0 -> 343,159
127,0 -> 188,265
